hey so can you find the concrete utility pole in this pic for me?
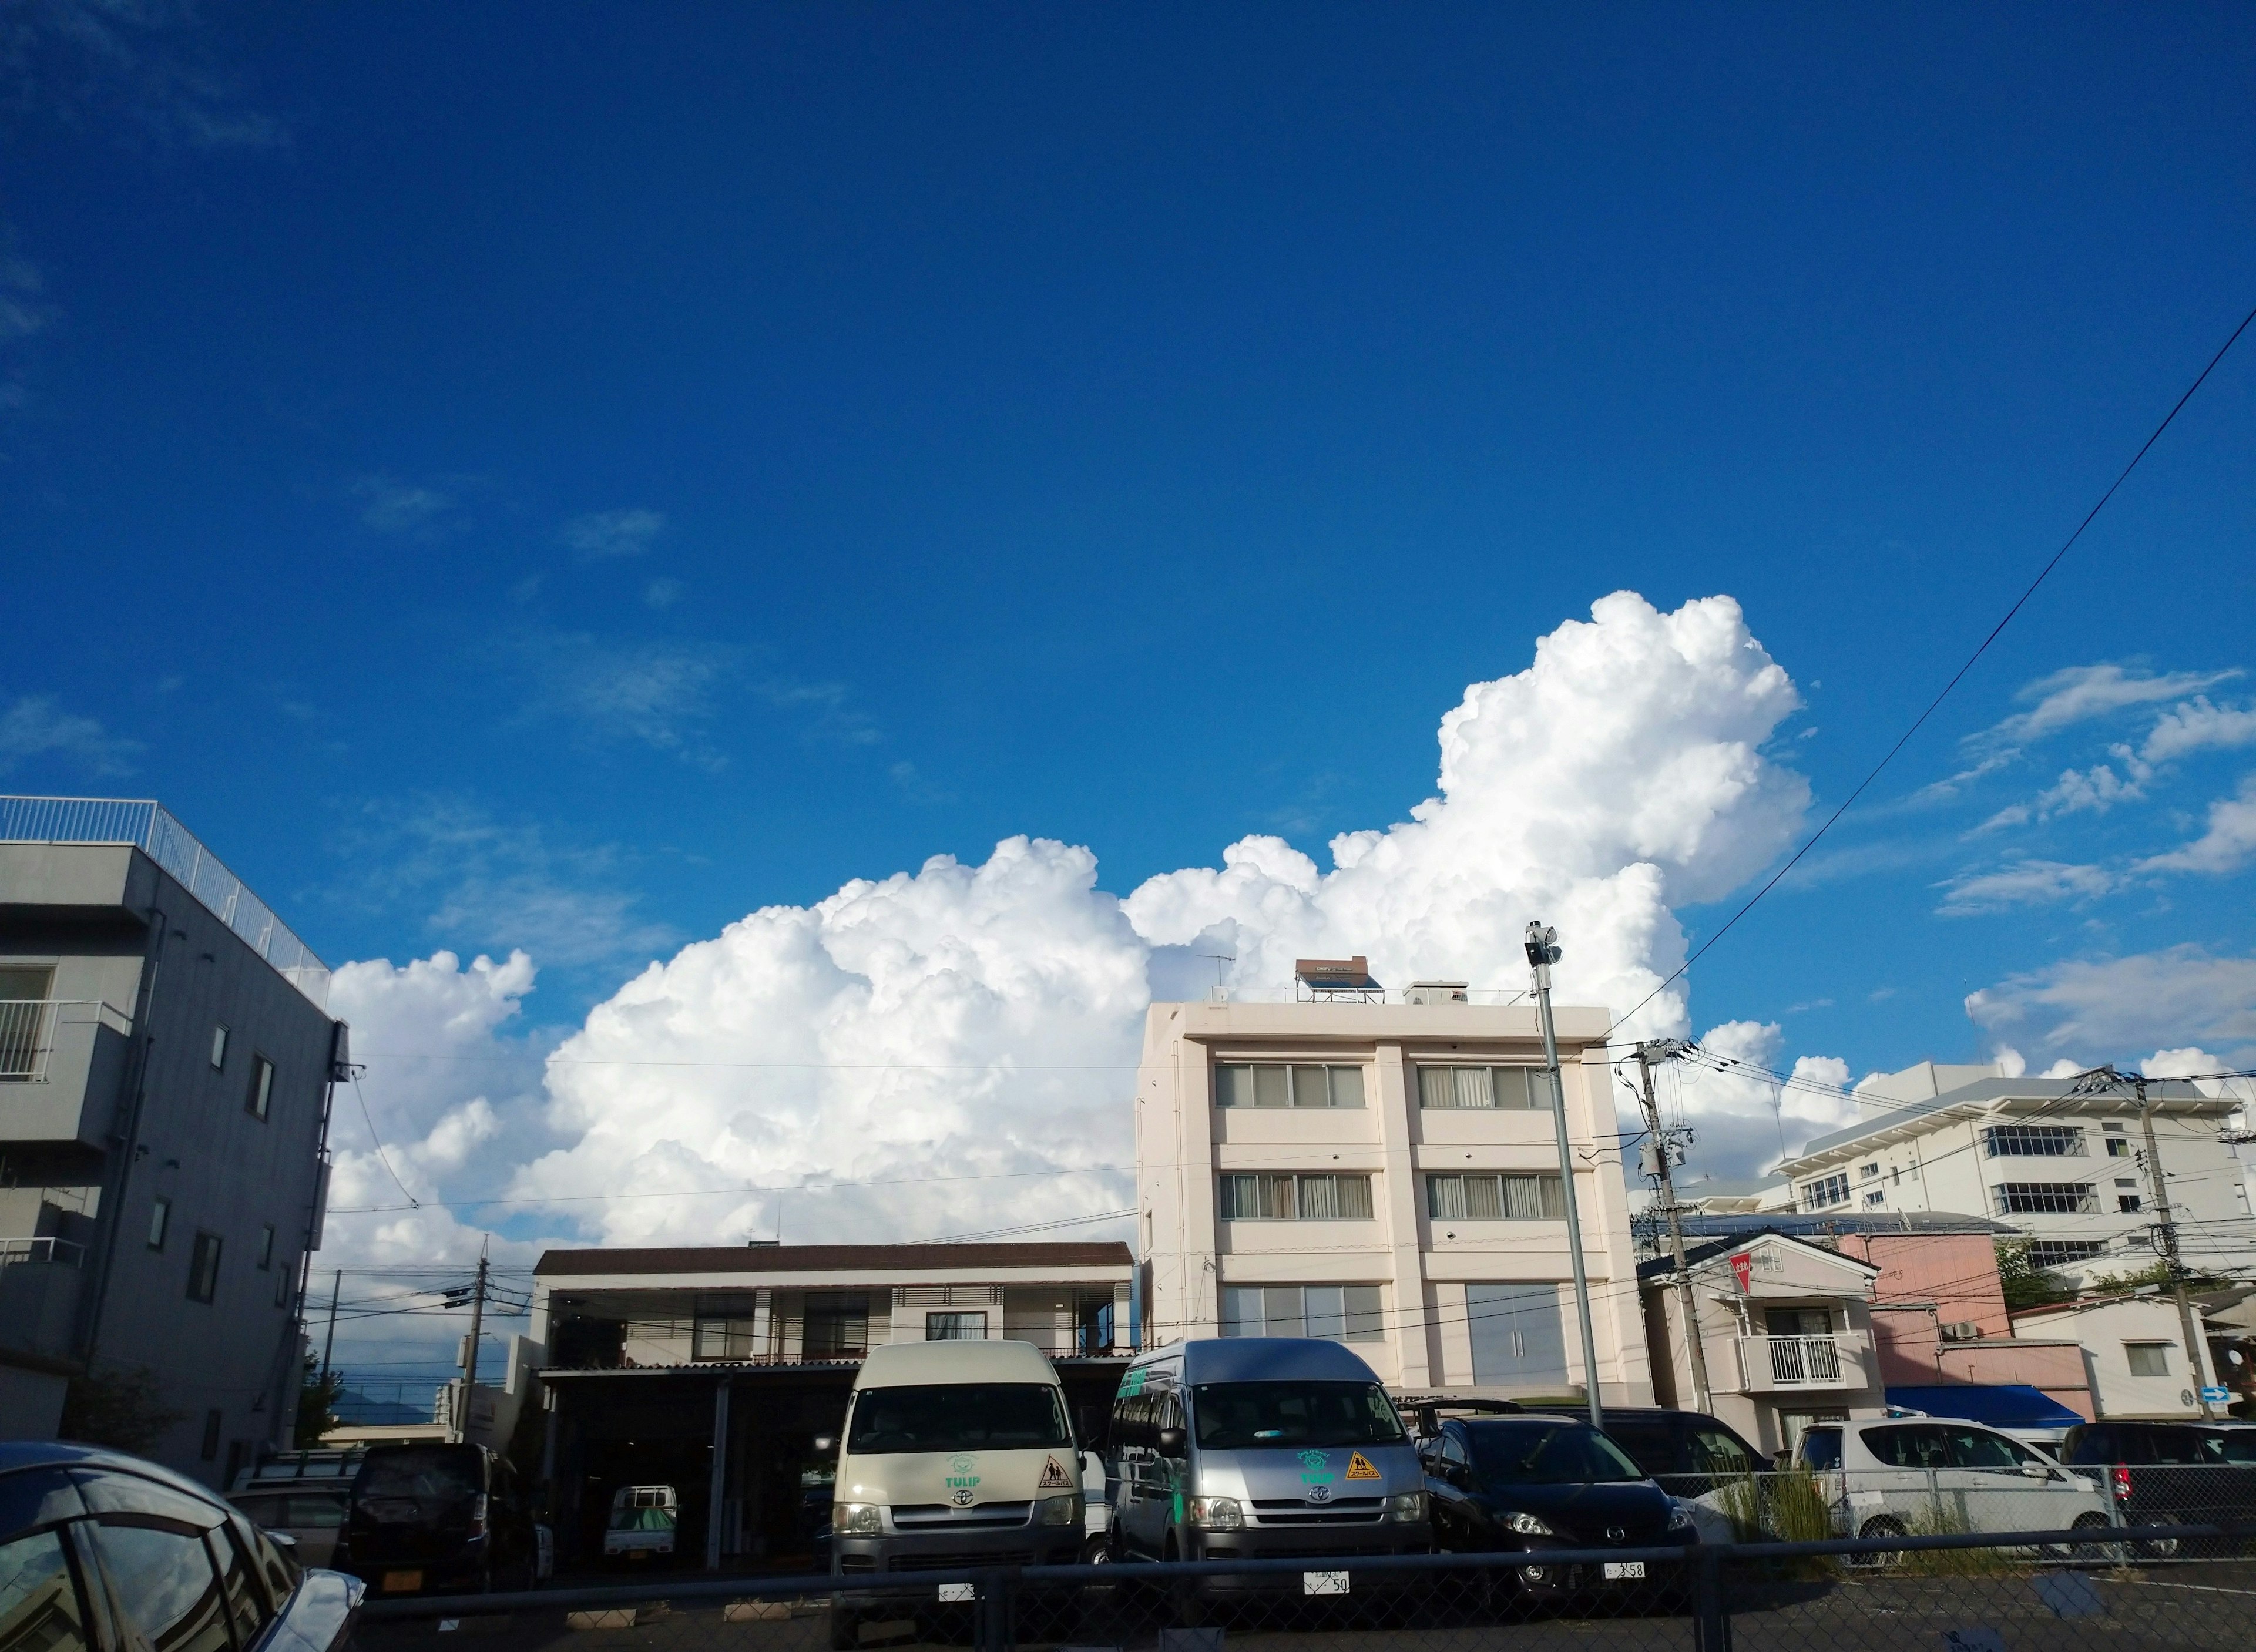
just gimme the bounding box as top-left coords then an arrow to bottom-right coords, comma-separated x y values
460,1241 -> 490,1445
2130,1075 -> 2217,1421
318,1268 -> 342,1389
2078,1066 -> 2215,1421
1526,922 -> 1605,1431
1633,1040 -> 1712,1413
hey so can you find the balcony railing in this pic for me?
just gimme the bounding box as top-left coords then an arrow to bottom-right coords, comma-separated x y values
1731,1332 -> 1871,1393
0,1001 -> 130,1083
0,797 -> 329,1009
0,1235 -> 87,1267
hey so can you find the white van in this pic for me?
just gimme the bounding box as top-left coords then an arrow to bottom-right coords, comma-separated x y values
829,1340 -> 1090,1648
1795,1416 -> 2110,1551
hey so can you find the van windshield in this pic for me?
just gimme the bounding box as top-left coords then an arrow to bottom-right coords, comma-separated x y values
847,1384 -> 1072,1454
1192,1382 -> 1405,1450
353,1447 -> 482,1505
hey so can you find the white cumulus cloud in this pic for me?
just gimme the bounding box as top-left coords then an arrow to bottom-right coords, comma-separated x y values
334,591 -> 1832,1258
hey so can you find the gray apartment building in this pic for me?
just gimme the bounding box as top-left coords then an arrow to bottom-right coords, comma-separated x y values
1,797 -> 344,1488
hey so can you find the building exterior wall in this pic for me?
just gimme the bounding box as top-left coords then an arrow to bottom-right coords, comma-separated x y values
1774,1079 -> 2251,1282
1136,999 -> 1653,1404
2011,1297 -> 2220,1421
1,838 -> 340,1488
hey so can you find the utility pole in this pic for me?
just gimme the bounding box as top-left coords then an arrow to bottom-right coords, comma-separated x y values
2079,1067 -> 2215,1421
460,1241 -> 490,1445
1633,1040 -> 1712,1413
318,1268 -> 342,1389
1526,921 -> 1605,1431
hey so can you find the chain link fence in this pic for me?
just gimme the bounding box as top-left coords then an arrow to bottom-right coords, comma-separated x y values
354,1521 -> 2256,1652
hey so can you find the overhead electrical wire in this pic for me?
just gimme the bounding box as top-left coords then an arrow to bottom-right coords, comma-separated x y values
1604,299 -> 2256,1041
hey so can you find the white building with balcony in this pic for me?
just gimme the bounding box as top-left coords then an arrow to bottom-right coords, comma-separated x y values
1639,1229 -> 1885,1457
1769,1065 -> 2253,1282
1134,989 -> 1653,1405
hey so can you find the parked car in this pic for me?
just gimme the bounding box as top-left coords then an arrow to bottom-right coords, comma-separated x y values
1,1440 -> 361,1652
1794,1418 -> 2110,1553
1421,1414 -> 1696,1605
1109,1337 -> 1431,1621
343,1442 -> 537,1596
2059,1420 -> 2256,1556
227,1450 -> 362,1570
602,1485 -> 679,1563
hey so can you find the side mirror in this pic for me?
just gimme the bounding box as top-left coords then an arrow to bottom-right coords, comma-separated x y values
1080,1450 -> 1099,1477
1156,1427 -> 1187,1457
265,1532 -> 300,1554
2019,1463 -> 2049,1479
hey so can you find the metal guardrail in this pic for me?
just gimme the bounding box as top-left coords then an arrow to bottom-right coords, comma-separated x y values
352,1522 -> 2256,1652
0,1235 -> 87,1266
0,796 -> 330,1009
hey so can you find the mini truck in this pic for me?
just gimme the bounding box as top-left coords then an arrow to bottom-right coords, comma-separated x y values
602,1485 -> 679,1561
828,1339 -> 1090,1648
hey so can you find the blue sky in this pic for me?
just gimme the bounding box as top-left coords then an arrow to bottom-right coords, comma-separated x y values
5,6 -> 2255,1366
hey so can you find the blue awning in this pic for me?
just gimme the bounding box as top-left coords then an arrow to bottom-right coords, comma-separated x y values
1884,1384 -> 2085,1429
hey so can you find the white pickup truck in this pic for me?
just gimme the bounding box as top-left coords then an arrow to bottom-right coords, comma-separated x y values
602,1485 -> 680,1561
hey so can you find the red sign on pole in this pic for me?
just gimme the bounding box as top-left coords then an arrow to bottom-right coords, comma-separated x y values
1728,1252 -> 1754,1292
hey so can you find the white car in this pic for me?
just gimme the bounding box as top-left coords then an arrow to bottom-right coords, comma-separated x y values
1796,1418 -> 2111,1550
602,1485 -> 679,1560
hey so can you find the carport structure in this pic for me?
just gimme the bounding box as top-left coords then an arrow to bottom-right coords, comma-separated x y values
531,1241 -> 1136,1571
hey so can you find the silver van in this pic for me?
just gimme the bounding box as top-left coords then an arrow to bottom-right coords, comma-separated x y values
1107,1338 -> 1430,1607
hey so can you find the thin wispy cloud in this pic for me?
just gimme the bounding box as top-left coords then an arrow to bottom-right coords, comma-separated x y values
0,693 -> 139,775
1967,945 -> 2256,1060
1935,858 -> 2113,916
2135,773 -> 2256,877
1,0 -> 284,150
351,475 -> 457,536
509,626 -> 734,768
562,508 -> 666,560
757,677 -> 882,746
642,577 -> 684,609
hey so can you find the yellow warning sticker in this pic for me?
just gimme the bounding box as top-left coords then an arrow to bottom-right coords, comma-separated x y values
1345,1452 -> 1380,1480
1039,1455 -> 1075,1489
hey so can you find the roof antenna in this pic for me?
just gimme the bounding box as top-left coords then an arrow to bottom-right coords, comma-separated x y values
1198,953 -> 1234,1004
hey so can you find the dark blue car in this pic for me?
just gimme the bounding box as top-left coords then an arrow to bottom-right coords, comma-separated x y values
1421,1416 -> 1696,1606
0,1440 -> 362,1652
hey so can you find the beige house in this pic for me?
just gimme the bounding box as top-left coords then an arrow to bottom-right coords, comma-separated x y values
1134,993 -> 1653,1404
1640,1230 -> 1886,1458
2010,1294 -> 2221,1421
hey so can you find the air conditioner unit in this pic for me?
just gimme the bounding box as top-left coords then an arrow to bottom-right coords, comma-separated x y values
1406,981 -> 1469,1005
1939,1321 -> 1983,1342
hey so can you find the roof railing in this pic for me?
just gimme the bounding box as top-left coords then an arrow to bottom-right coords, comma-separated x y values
0,797 -> 330,1010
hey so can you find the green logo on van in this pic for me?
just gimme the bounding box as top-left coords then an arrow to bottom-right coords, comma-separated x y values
1297,1449 -> 1333,1485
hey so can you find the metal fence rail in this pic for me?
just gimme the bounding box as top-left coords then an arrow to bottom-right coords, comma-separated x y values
352,1523 -> 2256,1652
0,795 -> 330,1008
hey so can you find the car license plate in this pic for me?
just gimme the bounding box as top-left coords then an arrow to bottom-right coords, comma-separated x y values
936,1584 -> 975,1603
382,1570 -> 424,1593
1603,1562 -> 1645,1580
1304,1570 -> 1350,1596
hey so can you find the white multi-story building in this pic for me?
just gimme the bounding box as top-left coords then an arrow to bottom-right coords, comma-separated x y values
1770,1063 -> 2255,1281
1134,989 -> 1653,1404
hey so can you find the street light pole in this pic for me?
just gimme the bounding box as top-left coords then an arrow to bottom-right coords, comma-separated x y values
1634,1040 -> 1712,1413
2131,1075 -> 2217,1421
1527,922 -> 1606,1432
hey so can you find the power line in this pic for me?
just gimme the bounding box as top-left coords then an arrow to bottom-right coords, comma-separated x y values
1606,298 -> 2256,1040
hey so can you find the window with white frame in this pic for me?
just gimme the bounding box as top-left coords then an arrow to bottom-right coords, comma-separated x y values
1983,1124 -> 2086,1158
1220,1284 -> 1383,1342
210,1024 -> 229,1070
1218,1172 -> 1374,1220
1991,1181 -> 2094,1215
925,1311 -> 988,1341
2026,1240 -> 2106,1268
1424,1172 -> 1565,1221
1214,1063 -> 1366,1109
1416,1066 -> 1550,1110
2124,1342 -> 2171,1378
246,1055 -> 275,1122
1800,1173 -> 1849,1211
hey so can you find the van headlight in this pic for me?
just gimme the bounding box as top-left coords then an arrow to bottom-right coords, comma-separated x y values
1187,1497 -> 1243,1531
1036,1495 -> 1080,1527
1384,1492 -> 1426,1523
1506,1512 -> 1555,1537
832,1503 -> 884,1536
1667,1503 -> 1696,1533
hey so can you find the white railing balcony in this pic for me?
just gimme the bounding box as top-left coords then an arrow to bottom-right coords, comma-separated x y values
0,1235 -> 87,1267
0,1002 -> 128,1083
0,797 -> 330,1009
1731,1332 -> 1871,1394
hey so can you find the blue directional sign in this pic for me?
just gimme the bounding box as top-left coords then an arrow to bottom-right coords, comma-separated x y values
2200,1386 -> 2231,1402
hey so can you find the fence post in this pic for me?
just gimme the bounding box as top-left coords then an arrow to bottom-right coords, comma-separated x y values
1693,1546 -> 1731,1652
976,1566 -> 1018,1652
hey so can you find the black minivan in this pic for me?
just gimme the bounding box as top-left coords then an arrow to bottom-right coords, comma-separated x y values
2058,1421 -> 2256,1555
344,1443 -> 536,1596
